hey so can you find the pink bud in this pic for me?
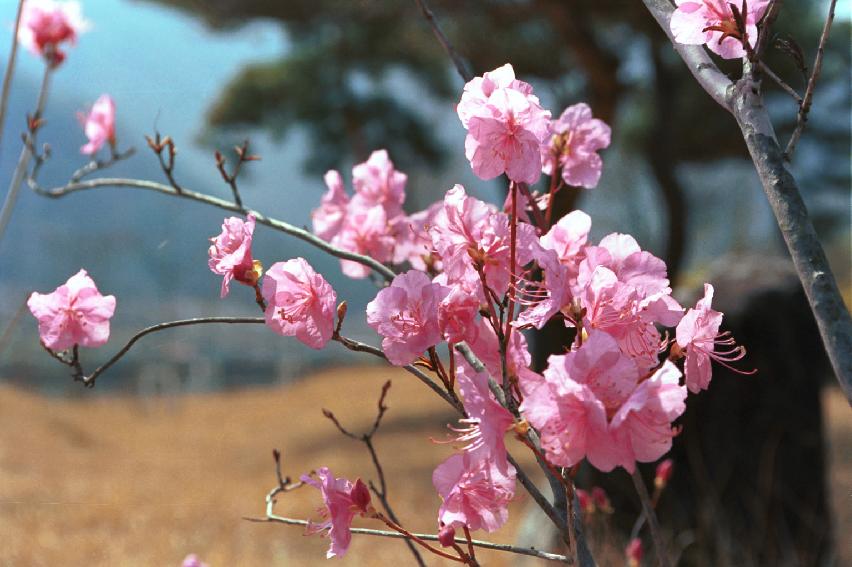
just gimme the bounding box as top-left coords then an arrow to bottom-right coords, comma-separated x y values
654,458 -> 674,491
438,524 -> 456,547
626,538 -> 643,567
349,478 -> 372,513
591,486 -> 613,514
576,488 -> 594,515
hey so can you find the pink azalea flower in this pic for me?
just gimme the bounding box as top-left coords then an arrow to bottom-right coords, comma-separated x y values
675,283 -> 747,393
468,317 -> 532,384
451,361 -> 514,470
579,233 -> 672,301
18,0 -> 88,66
520,331 -> 639,471
574,234 -> 683,370
27,269 -> 116,351
431,185 -> 540,298
437,282 -> 481,345
610,361 -> 687,470
392,202 -> 443,271
366,270 -> 447,365
351,149 -> 407,218
208,214 -> 259,298
432,452 -> 516,533
78,94 -> 116,155
311,170 -> 350,242
578,266 -> 664,371
181,554 -> 209,567
670,0 -> 770,60
457,64 -> 551,184
261,258 -> 337,349
513,210 -> 593,330
332,205 -> 395,279
302,467 -> 372,559
540,210 -> 592,267
542,104 -> 611,189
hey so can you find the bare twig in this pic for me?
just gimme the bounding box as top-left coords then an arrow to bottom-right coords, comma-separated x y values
323,381 -> 427,567
784,0 -> 838,158
31,177 -> 397,281
412,0 -> 473,82
246,515 -> 571,562
215,140 -> 260,208
54,316 -> 266,386
757,61 -> 802,103
0,0 -> 25,161
332,333 -> 463,412
144,132 -> 183,192
632,470 -> 670,567
0,64 -> 51,245
66,147 -> 136,184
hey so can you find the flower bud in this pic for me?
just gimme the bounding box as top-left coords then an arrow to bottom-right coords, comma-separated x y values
349,478 -> 372,513
438,523 -> 456,547
626,538 -> 643,567
591,486 -> 612,514
654,459 -> 674,491
576,488 -> 594,516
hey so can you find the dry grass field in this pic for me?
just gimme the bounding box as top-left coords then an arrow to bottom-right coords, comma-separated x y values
0,366 -> 849,566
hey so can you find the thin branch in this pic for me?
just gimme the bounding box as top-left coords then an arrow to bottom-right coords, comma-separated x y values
412,0 -> 473,82
245,515 -> 570,562
323,380 -> 427,567
632,470 -> 670,567
754,0 -> 782,61
65,317 -> 266,386
31,177 -> 397,281
68,147 -> 136,183
0,64 -> 51,244
784,0 -> 838,159
145,132 -> 183,192
215,140 -> 260,209
758,61 -> 802,103
0,0 -> 25,161
332,333 -> 463,412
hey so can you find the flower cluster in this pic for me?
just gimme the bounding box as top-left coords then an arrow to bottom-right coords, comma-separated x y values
312,150 -> 439,278
311,63 -> 747,544
26,56 -> 751,562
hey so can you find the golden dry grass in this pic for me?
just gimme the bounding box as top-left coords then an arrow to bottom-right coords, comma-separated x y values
0,367 -> 849,566
0,366 -> 548,566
